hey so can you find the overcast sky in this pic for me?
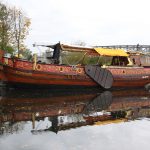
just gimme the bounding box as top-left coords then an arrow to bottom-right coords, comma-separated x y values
4,0 -> 150,52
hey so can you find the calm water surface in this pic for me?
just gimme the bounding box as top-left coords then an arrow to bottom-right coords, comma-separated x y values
0,87 -> 150,150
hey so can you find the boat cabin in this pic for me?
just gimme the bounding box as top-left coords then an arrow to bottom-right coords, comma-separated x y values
36,43 -> 150,68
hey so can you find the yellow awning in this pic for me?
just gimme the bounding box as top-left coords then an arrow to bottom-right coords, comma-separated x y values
94,48 -> 129,57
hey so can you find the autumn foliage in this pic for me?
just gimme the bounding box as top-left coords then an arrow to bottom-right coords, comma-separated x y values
0,1 -> 31,56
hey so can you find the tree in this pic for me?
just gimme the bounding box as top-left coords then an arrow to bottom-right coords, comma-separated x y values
18,48 -> 32,60
0,1 -> 31,56
11,7 -> 31,56
0,2 -> 14,52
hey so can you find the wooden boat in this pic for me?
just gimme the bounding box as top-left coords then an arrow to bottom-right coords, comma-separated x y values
0,43 -> 150,89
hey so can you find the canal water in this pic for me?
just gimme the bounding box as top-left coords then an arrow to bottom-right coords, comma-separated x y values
0,87 -> 150,150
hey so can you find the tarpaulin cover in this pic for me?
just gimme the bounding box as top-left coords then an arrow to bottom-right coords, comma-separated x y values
94,48 -> 129,56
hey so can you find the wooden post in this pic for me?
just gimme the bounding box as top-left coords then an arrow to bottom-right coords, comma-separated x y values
33,54 -> 37,70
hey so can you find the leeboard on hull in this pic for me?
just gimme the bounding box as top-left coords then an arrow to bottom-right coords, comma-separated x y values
85,65 -> 113,89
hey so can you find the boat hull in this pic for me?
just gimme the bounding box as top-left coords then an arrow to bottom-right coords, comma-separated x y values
1,65 -> 97,88
1,57 -> 150,89
108,67 -> 150,88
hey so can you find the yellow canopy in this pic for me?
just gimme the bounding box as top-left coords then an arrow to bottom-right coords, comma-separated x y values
94,48 -> 129,57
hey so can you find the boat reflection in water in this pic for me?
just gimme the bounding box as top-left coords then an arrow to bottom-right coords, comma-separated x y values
0,87 -> 150,134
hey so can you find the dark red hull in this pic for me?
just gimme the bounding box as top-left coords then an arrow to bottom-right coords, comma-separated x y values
2,66 -> 97,88
109,67 -> 150,88
0,57 -> 150,89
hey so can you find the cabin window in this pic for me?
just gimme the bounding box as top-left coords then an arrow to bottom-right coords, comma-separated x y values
111,56 -> 129,66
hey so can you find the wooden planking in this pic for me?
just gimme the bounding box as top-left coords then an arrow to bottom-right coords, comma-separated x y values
3,66 -> 97,87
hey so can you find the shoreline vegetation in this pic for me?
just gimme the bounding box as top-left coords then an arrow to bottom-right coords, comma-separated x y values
0,1 -> 32,60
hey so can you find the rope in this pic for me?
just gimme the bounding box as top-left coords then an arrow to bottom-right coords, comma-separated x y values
62,52 -> 87,66
96,56 -> 101,65
63,55 -> 72,66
